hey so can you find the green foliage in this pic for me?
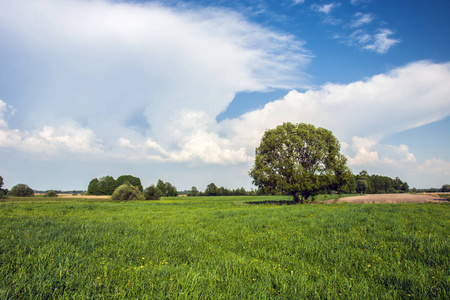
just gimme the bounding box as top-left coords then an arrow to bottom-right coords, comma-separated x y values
44,190 -> 58,197
87,178 -> 100,195
88,176 -> 119,195
9,183 -> 34,197
354,171 -> 409,194
205,182 -> 219,196
187,186 -> 199,196
116,175 -> 143,192
0,176 -> 6,199
0,197 -> 448,299
357,179 -> 368,195
98,176 -> 118,195
144,184 -> 161,200
154,179 -> 178,197
441,184 -> 450,192
111,184 -> 145,201
250,122 -> 350,203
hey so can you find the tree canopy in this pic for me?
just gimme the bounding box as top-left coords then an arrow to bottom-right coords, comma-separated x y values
116,175 -> 143,192
249,122 -> 350,203
9,184 -> 34,197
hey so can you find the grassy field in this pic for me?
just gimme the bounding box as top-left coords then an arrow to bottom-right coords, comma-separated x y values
0,195 -> 448,299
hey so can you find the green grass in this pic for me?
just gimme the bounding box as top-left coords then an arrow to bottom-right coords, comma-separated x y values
0,196 -> 449,299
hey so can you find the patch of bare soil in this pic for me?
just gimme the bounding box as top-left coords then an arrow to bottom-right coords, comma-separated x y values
333,193 -> 448,204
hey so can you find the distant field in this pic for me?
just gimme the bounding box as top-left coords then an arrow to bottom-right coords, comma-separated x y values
0,196 -> 448,299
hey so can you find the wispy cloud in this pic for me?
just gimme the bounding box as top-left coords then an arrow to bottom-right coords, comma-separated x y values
312,2 -> 341,15
351,12 -> 374,27
362,28 -> 400,54
310,3 -> 399,53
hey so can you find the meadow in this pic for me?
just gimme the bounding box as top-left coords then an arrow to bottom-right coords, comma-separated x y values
0,195 -> 448,299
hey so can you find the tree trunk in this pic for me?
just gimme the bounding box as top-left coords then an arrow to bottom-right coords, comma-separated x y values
293,192 -> 301,204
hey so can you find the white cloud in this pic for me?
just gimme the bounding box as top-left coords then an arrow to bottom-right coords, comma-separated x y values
346,137 -> 416,167
0,122 -> 103,157
313,3 -> 340,15
351,12 -> 374,28
0,0 -> 310,163
363,28 -> 400,54
419,159 -> 450,176
293,0 -> 305,4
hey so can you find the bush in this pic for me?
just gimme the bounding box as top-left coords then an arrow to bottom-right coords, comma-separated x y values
44,190 -> 58,197
9,184 -> 34,197
111,184 -> 145,201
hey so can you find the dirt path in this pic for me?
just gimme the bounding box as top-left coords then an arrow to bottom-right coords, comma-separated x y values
334,193 -> 448,204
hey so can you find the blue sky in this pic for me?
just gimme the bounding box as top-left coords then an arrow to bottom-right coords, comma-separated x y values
0,0 -> 449,191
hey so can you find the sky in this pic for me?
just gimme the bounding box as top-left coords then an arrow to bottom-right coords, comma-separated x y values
0,0 -> 449,191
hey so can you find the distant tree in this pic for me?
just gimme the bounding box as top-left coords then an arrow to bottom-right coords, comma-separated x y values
156,179 -> 167,196
249,123 -> 350,203
88,178 -> 100,195
144,184 -> 161,200
44,190 -> 58,197
111,184 -> 145,201
188,186 -> 199,196
356,179 -> 368,195
401,182 -> 409,193
98,176 -> 117,195
9,184 -> 34,197
0,176 -> 7,199
339,174 -> 356,194
116,175 -> 143,192
205,183 -> 219,196
165,182 -> 178,197
441,184 -> 450,192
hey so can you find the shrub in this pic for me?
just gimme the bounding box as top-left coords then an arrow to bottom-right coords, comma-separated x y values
9,184 -> 34,197
111,184 -> 145,201
44,190 -> 58,197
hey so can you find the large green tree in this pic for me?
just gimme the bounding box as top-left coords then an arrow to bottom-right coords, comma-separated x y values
249,123 -> 350,203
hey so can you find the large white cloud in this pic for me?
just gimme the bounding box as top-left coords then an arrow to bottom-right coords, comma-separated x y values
0,0 -> 309,162
223,61 -> 450,147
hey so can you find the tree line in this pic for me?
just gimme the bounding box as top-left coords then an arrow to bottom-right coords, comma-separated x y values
339,170 -> 409,195
186,183 -> 249,196
87,175 -> 178,200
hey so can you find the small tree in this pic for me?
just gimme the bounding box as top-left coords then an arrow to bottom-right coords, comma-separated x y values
144,184 -> 161,200
10,184 -> 34,197
44,190 -> 58,197
205,183 -> 219,196
250,123 -> 350,203
356,179 -> 368,195
188,186 -> 199,196
111,184 -> 145,201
